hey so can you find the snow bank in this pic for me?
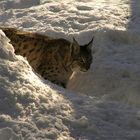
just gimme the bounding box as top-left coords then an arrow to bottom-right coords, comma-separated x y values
0,30 -> 74,139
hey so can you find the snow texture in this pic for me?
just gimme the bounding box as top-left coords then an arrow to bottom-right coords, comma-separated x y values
0,0 -> 140,140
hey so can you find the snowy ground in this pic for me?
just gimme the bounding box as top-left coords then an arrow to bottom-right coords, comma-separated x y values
0,0 -> 140,139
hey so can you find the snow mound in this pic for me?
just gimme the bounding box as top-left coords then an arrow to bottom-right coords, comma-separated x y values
0,30 -> 74,139
0,30 -> 15,61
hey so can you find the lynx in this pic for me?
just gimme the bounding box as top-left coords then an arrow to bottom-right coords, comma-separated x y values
1,27 -> 93,88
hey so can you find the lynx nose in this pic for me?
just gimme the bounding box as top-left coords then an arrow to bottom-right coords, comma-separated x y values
81,66 -> 89,72
85,64 -> 91,70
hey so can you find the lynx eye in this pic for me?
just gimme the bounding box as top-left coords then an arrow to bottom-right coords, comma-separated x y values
81,57 -> 86,63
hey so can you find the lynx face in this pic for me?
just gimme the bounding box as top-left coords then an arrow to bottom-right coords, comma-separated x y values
70,38 -> 93,72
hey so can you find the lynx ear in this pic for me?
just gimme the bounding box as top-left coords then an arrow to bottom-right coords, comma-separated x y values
70,37 -> 80,55
73,37 -> 79,46
86,37 -> 94,51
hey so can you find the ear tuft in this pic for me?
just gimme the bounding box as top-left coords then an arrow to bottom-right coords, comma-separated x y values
86,37 -> 94,50
70,37 -> 80,55
73,37 -> 79,46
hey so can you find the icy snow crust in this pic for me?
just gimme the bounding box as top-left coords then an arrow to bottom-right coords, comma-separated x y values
0,0 -> 140,139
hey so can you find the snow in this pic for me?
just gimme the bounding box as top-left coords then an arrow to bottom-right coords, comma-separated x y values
0,0 -> 140,139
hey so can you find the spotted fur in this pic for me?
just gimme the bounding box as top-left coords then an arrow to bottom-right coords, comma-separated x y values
1,27 -> 93,88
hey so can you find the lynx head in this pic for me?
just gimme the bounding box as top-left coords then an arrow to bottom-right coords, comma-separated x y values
70,37 -> 93,72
